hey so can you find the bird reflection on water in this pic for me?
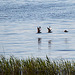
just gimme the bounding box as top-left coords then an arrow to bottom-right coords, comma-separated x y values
38,38 -> 41,44
38,38 -> 52,50
38,38 -> 42,50
64,38 -> 68,44
48,40 -> 52,49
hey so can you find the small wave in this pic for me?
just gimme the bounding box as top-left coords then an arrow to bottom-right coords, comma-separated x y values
4,33 -> 18,35
56,50 -> 75,51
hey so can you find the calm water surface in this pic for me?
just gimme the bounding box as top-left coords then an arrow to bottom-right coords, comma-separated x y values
0,0 -> 75,59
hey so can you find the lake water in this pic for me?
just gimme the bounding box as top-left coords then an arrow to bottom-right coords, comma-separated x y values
0,0 -> 75,59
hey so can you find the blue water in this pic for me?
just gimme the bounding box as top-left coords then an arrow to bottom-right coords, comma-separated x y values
0,0 -> 75,59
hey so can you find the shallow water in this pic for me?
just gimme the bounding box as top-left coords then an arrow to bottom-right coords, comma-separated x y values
0,0 -> 75,59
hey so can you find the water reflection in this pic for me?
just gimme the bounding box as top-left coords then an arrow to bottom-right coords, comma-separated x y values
37,38 -> 52,50
48,40 -> 52,49
64,38 -> 68,44
38,38 -> 42,50
64,38 -> 69,49
38,38 -> 42,44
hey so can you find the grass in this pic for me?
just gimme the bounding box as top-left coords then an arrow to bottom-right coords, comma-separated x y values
0,55 -> 75,75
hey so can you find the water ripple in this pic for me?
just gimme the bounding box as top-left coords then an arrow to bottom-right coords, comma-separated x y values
56,50 -> 75,51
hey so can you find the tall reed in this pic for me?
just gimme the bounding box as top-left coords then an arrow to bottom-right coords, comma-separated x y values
0,55 -> 75,75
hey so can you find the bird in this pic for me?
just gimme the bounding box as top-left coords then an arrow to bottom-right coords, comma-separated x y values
37,26 -> 41,33
47,26 -> 52,33
64,30 -> 68,32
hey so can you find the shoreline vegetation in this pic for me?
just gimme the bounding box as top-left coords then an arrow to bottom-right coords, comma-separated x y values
0,55 -> 75,75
